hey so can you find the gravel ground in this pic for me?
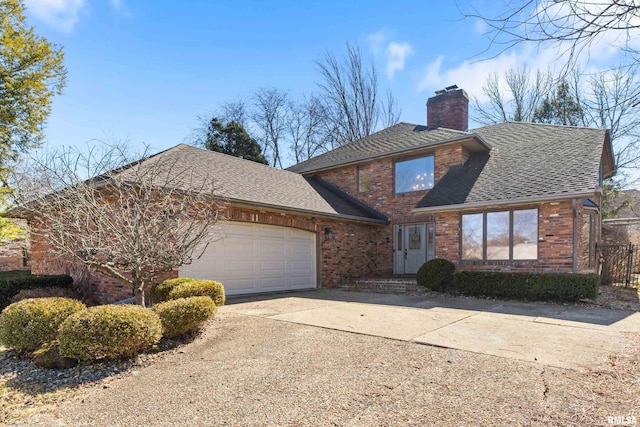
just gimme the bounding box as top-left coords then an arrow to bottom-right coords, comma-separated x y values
4,310 -> 640,427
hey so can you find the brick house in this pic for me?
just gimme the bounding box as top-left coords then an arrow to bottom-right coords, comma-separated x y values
30,87 -> 615,303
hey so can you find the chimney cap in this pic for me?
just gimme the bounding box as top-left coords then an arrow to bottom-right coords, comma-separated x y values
434,84 -> 459,95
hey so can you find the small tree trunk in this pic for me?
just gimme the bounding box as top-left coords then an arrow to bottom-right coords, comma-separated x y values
133,280 -> 146,306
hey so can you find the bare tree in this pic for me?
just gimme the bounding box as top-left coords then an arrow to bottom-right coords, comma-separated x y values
473,67 -> 552,124
585,69 -> 640,173
317,42 -> 401,147
287,95 -> 329,163
465,0 -> 640,73
252,88 -> 289,168
13,143 -> 224,306
220,98 -> 251,129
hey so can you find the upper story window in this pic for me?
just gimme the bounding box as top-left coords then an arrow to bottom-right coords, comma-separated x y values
395,155 -> 434,194
358,166 -> 371,192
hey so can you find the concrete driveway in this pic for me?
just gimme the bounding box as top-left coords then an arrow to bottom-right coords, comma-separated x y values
223,289 -> 640,370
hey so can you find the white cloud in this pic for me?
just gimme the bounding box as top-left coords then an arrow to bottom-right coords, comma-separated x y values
109,0 -> 122,10
385,42 -> 414,80
25,0 -> 86,32
473,18 -> 487,35
368,30 -> 388,54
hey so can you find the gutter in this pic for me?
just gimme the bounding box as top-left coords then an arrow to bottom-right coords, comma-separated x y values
411,190 -> 596,214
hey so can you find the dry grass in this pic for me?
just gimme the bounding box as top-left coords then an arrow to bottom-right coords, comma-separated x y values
534,334 -> 640,426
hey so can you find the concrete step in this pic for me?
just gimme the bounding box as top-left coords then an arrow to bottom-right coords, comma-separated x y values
340,277 -> 419,293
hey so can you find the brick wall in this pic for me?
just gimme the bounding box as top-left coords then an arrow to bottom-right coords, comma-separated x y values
316,145 -> 466,223
426,88 -> 469,131
435,201 -> 577,273
30,205 -> 387,302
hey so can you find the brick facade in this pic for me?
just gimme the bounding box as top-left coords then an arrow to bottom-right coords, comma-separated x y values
30,205 -> 388,303
426,88 -> 469,131
314,145 -> 598,276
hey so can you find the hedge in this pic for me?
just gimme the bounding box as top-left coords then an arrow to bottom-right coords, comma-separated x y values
416,259 -> 456,292
153,296 -> 217,339
168,280 -> 225,307
0,297 -> 86,351
0,272 -> 73,309
150,278 -> 196,303
58,304 -> 162,361
452,271 -> 600,301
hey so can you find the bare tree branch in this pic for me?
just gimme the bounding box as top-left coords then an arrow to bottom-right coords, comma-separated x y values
464,0 -> 640,73
316,42 -> 400,147
13,143 -> 225,306
252,88 -> 289,168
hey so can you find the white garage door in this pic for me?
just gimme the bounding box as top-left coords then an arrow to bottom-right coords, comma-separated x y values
179,222 -> 317,296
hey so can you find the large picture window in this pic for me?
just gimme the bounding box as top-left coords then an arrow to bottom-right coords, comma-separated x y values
395,156 -> 434,193
461,208 -> 538,261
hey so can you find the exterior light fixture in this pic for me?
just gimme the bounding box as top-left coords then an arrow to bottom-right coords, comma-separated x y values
324,227 -> 333,240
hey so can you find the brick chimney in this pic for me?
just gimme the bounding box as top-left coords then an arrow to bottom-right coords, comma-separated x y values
427,85 -> 469,131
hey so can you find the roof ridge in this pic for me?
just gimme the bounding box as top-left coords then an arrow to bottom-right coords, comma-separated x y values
472,121 -> 606,132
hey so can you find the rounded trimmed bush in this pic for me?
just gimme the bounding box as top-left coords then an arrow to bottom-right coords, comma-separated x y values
58,304 -> 162,361
153,296 -> 217,339
168,280 -> 225,307
150,278 -> 196,303
0,297 -> 86,352
416,258 -> 456,292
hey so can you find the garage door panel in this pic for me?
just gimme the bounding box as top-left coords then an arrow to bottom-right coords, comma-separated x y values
260,241 -> 285,256
287,242 -> 313,255
261,260 -> 286,272
223,224 -> 255,238
179,222 -> 316,296
259,227 -> 286,239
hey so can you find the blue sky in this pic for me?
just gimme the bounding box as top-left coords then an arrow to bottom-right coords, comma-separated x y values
23,0 -> 629,168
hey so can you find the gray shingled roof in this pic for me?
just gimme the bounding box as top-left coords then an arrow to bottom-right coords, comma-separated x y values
415,122 -> 608,209
287,122 -> 484,173
119,144 -> 387,223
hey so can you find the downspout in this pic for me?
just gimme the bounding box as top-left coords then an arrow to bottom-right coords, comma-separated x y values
572,198 -> 578,273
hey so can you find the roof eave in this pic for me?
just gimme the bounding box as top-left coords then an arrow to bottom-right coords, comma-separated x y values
227,199 -> 389,225
412,190 -> 597,213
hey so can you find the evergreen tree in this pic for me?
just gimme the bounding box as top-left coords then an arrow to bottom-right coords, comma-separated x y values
203,118 -> 267,165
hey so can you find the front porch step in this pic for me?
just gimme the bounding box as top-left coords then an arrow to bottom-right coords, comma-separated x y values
340,277 -> 419,293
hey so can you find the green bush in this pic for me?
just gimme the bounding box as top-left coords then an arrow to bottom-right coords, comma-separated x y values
0,272 -> 73,309
10,286 -> 77,303
0,297 -> 86,352
153,296 -> 217,339
150,277 -> 196,303
416,258 -> 456,292
58,305 -> 162,361
453,271 -> 600,301
168,280 -> 225,306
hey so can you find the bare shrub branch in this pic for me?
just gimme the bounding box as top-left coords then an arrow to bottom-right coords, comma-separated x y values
13,143 -> 225,306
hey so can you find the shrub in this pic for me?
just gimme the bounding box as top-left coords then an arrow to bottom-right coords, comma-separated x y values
416,258 -> 456,292
0,297 -> 86,352
150,277 -> 196,303
153,296 -> 217,339
58,305 -> 162,361
453,271 -> 600,301
168,280 -> 225,306
10,286 -> 77,303
0,272 -> 73,309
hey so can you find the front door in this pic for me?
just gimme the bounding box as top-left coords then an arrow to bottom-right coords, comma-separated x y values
394,223 -> 435,275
